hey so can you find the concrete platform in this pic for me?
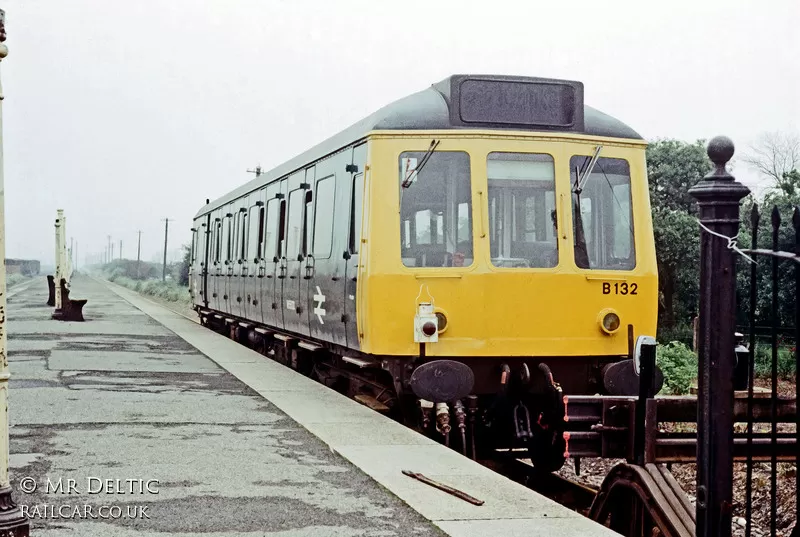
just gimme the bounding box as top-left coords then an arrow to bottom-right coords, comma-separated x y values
6,275 -> 618,536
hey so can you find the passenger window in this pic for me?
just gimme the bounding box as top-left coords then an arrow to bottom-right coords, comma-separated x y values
487,152 -> 557,269
570,156 -> 635,270
214,220 -> 221,264
223,215 -> 232,263
349,173 -> 364,254
247,205 -> 261,261
303,191 -> 313,256
399,151 -> 472,267
190,230 -> 197,264
232,212 -> 239,261
278,199 -> 287,257
264,199 -> 279,260
240,211 -> 247,261
286,189 -> 304,259
313,175 -> 335,258
256,205 -> 265,259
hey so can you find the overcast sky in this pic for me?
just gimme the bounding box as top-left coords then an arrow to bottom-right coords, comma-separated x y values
2,0 -> 798,266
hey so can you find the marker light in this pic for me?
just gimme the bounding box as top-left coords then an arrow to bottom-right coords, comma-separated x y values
435,312 -> 448,332
599,310 -> 621,335
422,321 -> 438,337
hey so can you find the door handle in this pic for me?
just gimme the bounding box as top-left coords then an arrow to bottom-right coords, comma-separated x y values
303,255 -> 316,280
478,190 -> 487,238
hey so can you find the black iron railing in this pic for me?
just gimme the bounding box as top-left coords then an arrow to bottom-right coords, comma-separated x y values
739,204 -> 800,537
690,136 -> 798,537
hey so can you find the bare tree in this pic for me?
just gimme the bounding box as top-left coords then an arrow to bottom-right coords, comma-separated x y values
742,131 -> 800,195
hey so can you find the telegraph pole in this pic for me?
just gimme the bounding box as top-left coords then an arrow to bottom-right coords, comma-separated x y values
110,242 -> 114,261
107,235 -> 111,265
162,218 -> 171,282
136,230 -> 142,279
119,239 -> 122,260
247,165 -> 263,177
0,11 -> 32,534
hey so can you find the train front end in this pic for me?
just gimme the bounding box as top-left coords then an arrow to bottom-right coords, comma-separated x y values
357,76 -> 658,465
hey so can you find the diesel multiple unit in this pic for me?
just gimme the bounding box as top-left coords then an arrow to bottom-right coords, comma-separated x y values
189,75 -> 658,469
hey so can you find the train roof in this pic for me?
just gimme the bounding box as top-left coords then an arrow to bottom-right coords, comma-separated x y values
196,74 -> 643,217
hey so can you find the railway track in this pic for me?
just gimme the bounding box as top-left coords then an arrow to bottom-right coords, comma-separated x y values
481,452 -> 598,515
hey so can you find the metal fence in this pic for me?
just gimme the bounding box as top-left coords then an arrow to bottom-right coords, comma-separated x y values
691,136 -> 798,537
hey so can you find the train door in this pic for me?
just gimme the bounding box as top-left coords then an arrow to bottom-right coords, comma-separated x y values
211,212 -> 223,312
308,153 -> 347,347
281,171 -> 309,336
188,225 -> 199,305
200,213 -> 211,308
299,167 -> 316,335
344,143 -> 367,349
222,205 -> 235,315
233,197 -> 248,319
245,190 -> 266,323
262,181 -> 284,328
230,202 -> 241,318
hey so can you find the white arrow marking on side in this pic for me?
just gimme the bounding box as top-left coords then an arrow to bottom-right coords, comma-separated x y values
313,286 -> 326,324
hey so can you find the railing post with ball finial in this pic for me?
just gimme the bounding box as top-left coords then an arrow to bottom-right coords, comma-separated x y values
688,136 -> 750,537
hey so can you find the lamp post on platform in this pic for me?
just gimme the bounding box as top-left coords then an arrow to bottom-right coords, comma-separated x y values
53,209 -> 65,312
0,9 -> 32,535
162,218 -> 171,282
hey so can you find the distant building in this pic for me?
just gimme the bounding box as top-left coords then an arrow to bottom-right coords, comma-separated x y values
5,259 -> 40,276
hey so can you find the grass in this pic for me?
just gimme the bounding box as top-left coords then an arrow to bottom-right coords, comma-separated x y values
106,273 -> 191,304
7,273 -> 30,288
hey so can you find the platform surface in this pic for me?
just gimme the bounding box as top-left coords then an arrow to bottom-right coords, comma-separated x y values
7,275 -> 618,536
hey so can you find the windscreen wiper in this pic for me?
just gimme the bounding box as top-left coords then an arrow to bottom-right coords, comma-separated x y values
573,145 -> 603,194
402,139 -> 440,188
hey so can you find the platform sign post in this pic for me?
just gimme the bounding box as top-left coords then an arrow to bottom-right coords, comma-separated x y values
0,9 -> 32,535
54,209 -> 64,311
62,214 -> 68,283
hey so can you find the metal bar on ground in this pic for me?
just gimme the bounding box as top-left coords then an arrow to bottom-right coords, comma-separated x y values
401,470 -> 484,506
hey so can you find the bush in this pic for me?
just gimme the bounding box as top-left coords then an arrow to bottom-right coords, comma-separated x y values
753,345 -> 796,379
657,323 -> 694,347
657,341 -> 698,395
